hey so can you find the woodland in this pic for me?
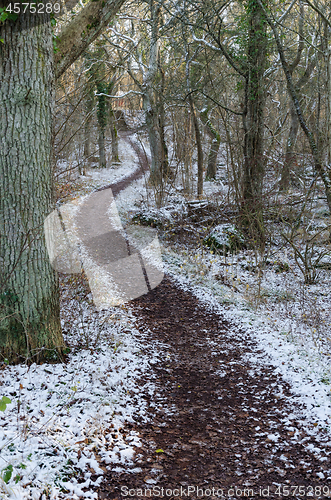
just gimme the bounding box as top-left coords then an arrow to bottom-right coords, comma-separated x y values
0,0 -> 331,497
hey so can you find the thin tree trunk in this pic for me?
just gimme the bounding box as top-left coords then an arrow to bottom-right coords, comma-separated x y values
280,102 -> 300,190
98,127 -> 106,168
189,98 -> 204,198
107,84 -> 120,164
143,1 -> 165,190
0,12 -> 65,363
158,56 -> 170,179
96,81 -> 107,168
84,87 -> 94,169
260,0 -> 331,214
110,112 -> 120,164
326,27 -> 331,166
200,109 -> 221,180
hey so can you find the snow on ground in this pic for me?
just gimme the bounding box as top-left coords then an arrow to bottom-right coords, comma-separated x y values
56,137 -> 140,198
83,139 -> 138,188
0,150 -> 156,499
0,306 -> 162,499
163,252 -> 331,428
113,157 -> 331,437
2,137 -> 331,497
108,151 -> 331,439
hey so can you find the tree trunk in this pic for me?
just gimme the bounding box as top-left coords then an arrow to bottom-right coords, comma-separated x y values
326,27 -> 331,166
142,1 -> 168,194
262,3 -> 331,216
0,13 -> 65,363
107,83 -> 120,164
200,109 -> 221,180
145,104 -> 164,186
241,0 -> 267,245
279,102 -> 300,190
189,98 -> 204,197
96,82 -> 107,168
84,86 -> 94,168
110,112 -> 120,164
158,56 -> 170,179
98,127 -> 106,168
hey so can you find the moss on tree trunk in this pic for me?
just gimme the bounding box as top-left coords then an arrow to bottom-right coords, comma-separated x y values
0,11 -> 65,363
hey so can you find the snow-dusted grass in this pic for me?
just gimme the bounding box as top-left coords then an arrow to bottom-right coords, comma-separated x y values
0,305 -> 158,499
2,132 -> 331,497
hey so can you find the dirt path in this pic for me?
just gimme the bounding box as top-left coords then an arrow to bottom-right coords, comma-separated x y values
95,276 -> 330,500
97,132 -> 150,197
83,133 -> 331,499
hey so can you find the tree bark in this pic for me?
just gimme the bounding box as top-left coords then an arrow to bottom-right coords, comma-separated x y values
84,85 -> 94,167
55,0 -> 126,79
326,26 -> 331,166
107,81 -> 120,164
142,1 -> 169,198
0,12 -> 65,363
241,0 -> 267,245
279,101 -> 300,190
96,76 -> 107,168
98,127 -> 107,168
200,109 -> 221,180
110,110 -> 120,164
189,98 -> 204,197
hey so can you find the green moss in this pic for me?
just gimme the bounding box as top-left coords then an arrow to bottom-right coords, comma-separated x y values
0,287 -> 66,365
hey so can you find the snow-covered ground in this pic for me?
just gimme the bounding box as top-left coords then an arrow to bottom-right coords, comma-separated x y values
0,303 -> 164,499
114,150 -> 331,433
2,136 -> 331,497
56,136 -> 140,199
0,138 -> 153,499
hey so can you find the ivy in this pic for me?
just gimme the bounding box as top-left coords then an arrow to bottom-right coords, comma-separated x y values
0,396 -> 11,412
0,6 -> 18,25
1,464 -> 13,484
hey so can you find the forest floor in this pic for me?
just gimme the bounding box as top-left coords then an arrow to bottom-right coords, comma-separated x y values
1,131 -> 331,499
93,132 -> 331,499
97,275 -> 331,500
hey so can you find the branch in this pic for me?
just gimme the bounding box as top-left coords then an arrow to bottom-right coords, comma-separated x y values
256,0 -> 317,149
303,0 -> 331,29
94,89 -> 144,98
200,91 -> 244,116
55,0 -> 126,79
191,31 -> 246,78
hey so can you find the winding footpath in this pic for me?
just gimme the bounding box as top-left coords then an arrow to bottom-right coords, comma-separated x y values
81,132 -> 331,499
95,277 -> 331,499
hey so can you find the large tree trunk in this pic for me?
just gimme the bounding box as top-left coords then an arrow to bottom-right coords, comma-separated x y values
241,0 -> 267,245
0,13 -> 65,363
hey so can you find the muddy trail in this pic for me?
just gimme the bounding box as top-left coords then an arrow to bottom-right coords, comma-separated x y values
95,276 -> 330,500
